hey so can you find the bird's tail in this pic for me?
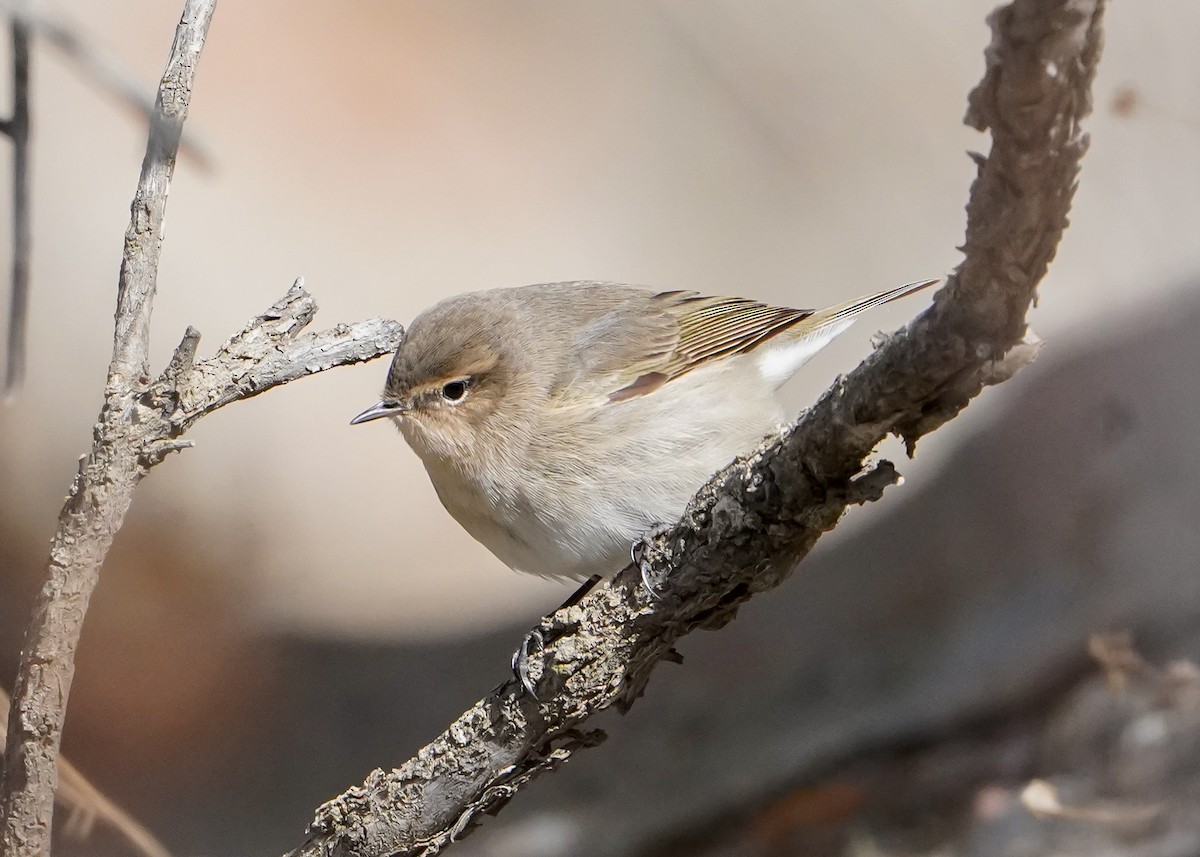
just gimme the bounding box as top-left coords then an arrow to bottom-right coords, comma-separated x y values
808,277 -> 939,328
756,277 -> 939,386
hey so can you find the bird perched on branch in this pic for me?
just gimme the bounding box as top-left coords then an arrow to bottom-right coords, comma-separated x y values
352,278 -> 936,591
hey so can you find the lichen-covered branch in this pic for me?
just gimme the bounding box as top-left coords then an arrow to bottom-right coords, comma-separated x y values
288,2 -> 1106,856
0,3 -> 403,856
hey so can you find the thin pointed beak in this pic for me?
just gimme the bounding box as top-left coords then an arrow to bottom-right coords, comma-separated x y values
350,400 -> 406,425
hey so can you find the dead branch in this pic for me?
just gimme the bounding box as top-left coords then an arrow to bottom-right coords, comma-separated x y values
1,0 -> 215,399
287,1 -> 1107,855
0,3 -> 403,856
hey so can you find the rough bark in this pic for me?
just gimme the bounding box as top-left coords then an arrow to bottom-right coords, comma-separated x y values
0,3 -> 403,856
288,1 -> 1106,856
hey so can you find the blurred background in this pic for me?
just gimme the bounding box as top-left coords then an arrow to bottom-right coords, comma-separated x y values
1,2 -> 1199,855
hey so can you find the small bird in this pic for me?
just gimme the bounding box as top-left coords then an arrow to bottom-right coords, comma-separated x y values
352,279 -> 935,585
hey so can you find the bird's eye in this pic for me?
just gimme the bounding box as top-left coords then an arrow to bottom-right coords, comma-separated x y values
441,379 -> 469,402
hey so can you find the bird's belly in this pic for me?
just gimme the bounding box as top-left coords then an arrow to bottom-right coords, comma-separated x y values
422,413 -> 783,581
424,460 -> 635,581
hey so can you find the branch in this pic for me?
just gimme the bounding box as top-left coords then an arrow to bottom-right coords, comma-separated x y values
0,277 -> 401,857
1,12 -> 30,399
1,0 -> 216,399
0,3 -> 403,855
287,1 -> 1105,855
163,280 -> 406,424
108,0 -> 213,386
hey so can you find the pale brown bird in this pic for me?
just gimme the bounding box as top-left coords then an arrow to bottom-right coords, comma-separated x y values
353,279 -> 936,585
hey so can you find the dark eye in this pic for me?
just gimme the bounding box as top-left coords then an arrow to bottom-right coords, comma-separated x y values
441,379 -> 469,402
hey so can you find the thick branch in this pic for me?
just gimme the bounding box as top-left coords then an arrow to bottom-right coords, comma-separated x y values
288,2 -> 1106,856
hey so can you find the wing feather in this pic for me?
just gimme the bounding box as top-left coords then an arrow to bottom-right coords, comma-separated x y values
605,292 -> 813,401
550,278 -> 936,404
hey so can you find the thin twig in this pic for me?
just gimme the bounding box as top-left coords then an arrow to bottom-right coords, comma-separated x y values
109,0 -> 213,385
286,1 -> 1106,855
2,0 -> 217,400
1,14 -> 31,399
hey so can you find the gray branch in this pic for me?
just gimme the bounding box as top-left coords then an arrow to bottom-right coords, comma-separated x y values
0,3 -> 403,855
287,1 -> 1107,856
109,0 -> 214,386
1,0 -> 216,400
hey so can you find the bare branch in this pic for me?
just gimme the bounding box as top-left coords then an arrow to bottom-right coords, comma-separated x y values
1,14 -> 31,399
286,2 -> 1107,855
0,2 -> 401,854
166,279 -> 405,422
109,0 -> 214,386
0,275 -> 401,856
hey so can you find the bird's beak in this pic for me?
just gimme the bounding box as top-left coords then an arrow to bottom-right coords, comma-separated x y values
350,400 -> 407,425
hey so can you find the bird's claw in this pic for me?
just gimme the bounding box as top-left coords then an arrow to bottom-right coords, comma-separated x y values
632,522 -> 672,601
511,627 -> 545,699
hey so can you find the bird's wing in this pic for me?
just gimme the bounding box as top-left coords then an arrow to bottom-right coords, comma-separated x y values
646,291 -> 815,386
556,289 -> 811,404
556,279 -> 936,404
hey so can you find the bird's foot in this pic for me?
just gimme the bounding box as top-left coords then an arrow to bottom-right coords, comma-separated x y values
631,522 -> 672,601
511,576 -> 603,699
511,627 -> 545,699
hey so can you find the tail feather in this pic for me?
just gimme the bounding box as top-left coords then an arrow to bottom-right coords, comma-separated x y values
756,277 -> 938,386
813,277 -> 939,326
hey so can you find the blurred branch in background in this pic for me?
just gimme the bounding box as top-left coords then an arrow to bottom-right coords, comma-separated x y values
0,0 -> 213,399
0,0 -> 213,168
0,2 -> 403,856
0,9 -> 29,398
288,1 -> 1105,855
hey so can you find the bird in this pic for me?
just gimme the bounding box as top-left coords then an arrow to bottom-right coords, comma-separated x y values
351,278 -> 936,590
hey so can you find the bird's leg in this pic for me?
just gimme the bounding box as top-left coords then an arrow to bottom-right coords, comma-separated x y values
632,522 -> 673,600
559,573 -> 603,609
511,574 -> 603,697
